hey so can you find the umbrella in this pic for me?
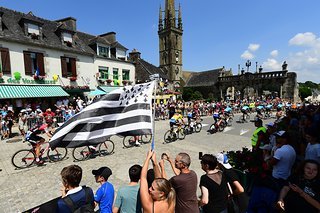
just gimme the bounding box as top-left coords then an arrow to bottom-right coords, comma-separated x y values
88,88 -> 107,96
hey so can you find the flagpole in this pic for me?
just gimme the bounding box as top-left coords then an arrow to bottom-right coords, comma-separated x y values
150,74 -> 159,151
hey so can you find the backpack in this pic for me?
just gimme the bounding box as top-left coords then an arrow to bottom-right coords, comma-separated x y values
62,186 -> 95,213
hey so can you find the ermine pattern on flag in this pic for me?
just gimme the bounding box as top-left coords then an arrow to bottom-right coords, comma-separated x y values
50,81 -> 154,148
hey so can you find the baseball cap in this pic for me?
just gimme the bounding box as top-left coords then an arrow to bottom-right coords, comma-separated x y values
260,144 -> 272,151
275,130 -> 288,138
92,166 -> 112,180
266,122 -> 274,128
216,153 -> 232,169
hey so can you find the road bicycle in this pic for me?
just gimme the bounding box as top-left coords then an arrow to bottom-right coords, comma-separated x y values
122,134 -> 152,148
72,140 -> 115,161
208,117 -> 226,134
164,124 -> 186,143
11,140 -> 67,169
238,112 -> 250,123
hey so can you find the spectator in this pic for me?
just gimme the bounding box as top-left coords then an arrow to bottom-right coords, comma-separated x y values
18,109 -> 27,136
268,130 -> 296,190
251,118 -> 267,151
92,166 -> 114,213
43,108 -> 55,126
304,129 -> 320,163
57,165 -> 95,212
216,153 -> 248,213
140,150 -> 176,213
159,152 -> 198,213
199,154 -> 228,213
113,164 -> 142,213
277,160 -> 320,212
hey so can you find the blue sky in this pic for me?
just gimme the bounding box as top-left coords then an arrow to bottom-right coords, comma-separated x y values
1,0 -> 320,83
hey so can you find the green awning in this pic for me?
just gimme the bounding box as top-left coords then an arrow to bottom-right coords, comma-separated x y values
0,85 -> 70,99
98,86 -> 123,94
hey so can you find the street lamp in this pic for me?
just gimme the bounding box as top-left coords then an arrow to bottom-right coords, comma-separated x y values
245,60 -> 251,72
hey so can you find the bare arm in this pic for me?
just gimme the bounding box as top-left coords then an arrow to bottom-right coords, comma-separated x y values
140,150 -> 154,212
151,152 -> 161,178
159,159 -> 168,179
290,183 -> 320,210
199,186 -> 209,206
232,181 -> 244,195
277,185 -> 290,211
112,206 -> 119,213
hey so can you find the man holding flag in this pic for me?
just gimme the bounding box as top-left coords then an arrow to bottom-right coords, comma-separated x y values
50,81 -> 155,149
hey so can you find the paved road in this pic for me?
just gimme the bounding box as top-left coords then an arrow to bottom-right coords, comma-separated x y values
0,114 -> 270,212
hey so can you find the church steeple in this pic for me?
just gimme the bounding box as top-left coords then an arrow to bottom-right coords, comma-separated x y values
158,0 -> 183,82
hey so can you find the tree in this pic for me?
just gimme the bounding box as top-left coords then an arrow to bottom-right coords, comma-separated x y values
299,86 -> 312,101
191,91 -> 203,100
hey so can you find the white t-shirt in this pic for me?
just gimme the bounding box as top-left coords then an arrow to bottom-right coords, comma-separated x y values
272,144 -> 296,180
305,143 -> 320,164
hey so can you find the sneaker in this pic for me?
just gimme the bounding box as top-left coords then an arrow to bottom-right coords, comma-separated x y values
135,141 -> 141,146
36,160 -> 45,166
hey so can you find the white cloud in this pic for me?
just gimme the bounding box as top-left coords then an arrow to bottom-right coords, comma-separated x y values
241,50 -> 254,60
262,59 -> 281,71
270,50 -> 278,58
248,44 -> 260,52
289,32 -> 318,47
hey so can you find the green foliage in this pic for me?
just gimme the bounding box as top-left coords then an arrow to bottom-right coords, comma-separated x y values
191,91 -> 203,100
299,86 -> 312,100
298,81 -> 320,101
182,87 -> 194,101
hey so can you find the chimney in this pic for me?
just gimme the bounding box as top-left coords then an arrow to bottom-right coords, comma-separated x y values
129,49 -> 141,63
99,32 -> 116,43
55,17 -> 77,31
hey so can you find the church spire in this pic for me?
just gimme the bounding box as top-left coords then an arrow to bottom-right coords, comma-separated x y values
178,3 -> 182,29
158,5 -> 163,31
165,0 -> 175,27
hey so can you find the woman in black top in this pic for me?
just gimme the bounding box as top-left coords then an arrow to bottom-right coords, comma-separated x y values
199,154 -> 228,213
277,159 -> 320,213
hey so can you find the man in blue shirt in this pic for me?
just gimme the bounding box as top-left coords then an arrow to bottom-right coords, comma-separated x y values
92,166 -> 114,213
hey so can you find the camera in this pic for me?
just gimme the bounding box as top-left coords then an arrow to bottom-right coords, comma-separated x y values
199,152 -> 203,160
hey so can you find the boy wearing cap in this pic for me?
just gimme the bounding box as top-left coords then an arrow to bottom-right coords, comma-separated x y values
92,166 -> 114,213
216,153 -> 248,212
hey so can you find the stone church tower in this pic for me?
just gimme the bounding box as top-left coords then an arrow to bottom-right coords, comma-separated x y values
158,0 -> 183,82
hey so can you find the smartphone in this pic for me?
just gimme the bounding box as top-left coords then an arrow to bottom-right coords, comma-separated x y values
199,152 -> 203,160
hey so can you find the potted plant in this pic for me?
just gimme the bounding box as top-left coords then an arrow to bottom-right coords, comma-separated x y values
69,76 -> 77,81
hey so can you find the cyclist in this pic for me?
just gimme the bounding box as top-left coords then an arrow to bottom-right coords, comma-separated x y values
169,110 -> 185,133
26,123 -> 53,164
240,105 -> 250,122
256,105 -> 264,120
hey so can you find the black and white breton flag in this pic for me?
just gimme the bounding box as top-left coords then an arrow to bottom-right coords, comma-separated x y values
50,81 -> 155,149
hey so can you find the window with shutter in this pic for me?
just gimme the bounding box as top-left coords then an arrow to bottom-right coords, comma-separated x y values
23,51 -> 32,75
36,53 -> 45,76
70,58 -> 77,77
61,57 -> 68,78
0,48 -> 11,75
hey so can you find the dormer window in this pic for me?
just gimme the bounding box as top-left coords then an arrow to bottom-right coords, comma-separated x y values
62,32 -> 73,46
27,23 -> 40,39
98,45 -> 109,57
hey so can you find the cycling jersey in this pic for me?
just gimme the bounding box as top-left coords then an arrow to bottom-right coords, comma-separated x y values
170,114 -> 183,124
225,107 -> 232,112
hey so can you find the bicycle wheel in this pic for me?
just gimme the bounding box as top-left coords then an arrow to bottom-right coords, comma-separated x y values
12,149 -> 35,169
164,130 -> 175,143
72,146 -> 90,161
99,140 -> 115,156
47,147 -> 67,162
141,134 -> 152,144
195,123 -> 202,133
178,128 -> 186,140
123,136 -> 135,148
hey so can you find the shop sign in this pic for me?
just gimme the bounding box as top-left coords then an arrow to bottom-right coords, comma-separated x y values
6,78 -> 56,84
